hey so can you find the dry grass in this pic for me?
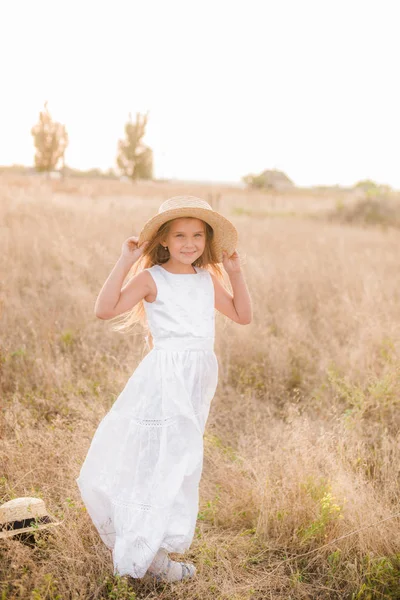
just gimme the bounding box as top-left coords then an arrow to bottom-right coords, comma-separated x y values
1,174 -> 400,599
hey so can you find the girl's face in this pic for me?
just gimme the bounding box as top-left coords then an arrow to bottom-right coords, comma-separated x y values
162,218 -> 206,264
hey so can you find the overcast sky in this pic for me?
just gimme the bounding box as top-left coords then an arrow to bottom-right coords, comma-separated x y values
1,0 -> 399,187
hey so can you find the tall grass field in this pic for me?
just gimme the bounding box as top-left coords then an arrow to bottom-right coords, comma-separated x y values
1,174 -> 400,599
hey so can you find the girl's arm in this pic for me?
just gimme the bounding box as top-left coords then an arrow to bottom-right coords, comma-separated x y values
94,237 -> 150,320
210,250 -> 252,325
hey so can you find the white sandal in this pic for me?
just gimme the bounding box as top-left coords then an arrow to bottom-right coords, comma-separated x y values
146,549 -> 197,582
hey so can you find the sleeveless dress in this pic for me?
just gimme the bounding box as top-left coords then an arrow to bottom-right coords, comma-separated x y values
75,264 -> 218,579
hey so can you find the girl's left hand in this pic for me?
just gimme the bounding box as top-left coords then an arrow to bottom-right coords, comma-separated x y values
222,249 -> 241,274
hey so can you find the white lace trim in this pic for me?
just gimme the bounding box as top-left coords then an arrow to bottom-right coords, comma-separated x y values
130,416 -> 177,428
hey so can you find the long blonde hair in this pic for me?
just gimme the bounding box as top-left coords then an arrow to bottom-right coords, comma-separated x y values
110,218 -> 226,345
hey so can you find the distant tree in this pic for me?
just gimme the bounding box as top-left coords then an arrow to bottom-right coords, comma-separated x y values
242,173 -> 266,189
242,169 -> 294,191
354,179 -> 380,192
117,112 -> 153,181
354,179 -> 392,198
31,102 -> 68,173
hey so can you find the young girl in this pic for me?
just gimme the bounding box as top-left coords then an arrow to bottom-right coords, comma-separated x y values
76,196 -> 252,583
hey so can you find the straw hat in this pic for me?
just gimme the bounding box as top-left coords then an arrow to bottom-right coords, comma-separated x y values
138,196 -> 238,262
0,497 -> 63,540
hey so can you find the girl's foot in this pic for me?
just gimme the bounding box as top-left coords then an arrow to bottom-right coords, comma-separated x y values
147,547 -> 196,582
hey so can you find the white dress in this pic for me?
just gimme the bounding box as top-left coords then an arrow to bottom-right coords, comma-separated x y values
75,264 -> 218,579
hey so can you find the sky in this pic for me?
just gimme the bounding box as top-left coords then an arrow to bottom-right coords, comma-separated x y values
1,0 -> 399,188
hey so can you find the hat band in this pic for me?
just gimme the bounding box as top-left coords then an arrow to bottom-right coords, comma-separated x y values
0,515 -> 52,532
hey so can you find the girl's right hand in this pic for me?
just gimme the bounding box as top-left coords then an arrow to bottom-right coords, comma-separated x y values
121,236 -> 149,263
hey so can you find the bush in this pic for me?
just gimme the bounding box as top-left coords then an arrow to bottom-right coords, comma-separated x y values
329,196 -> 400,228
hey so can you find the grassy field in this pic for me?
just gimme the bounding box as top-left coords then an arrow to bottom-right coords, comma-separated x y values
1,174 -> 400,599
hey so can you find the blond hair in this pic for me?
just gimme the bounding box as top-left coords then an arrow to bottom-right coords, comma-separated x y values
110,218 -> 226,347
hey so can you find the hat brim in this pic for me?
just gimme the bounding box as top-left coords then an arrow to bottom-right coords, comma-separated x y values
0,520 -> 62,540
138,206 -> 238,262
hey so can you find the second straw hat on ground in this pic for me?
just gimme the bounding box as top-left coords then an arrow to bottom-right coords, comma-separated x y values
138,196 -> 238,262
0,497 -> 62,540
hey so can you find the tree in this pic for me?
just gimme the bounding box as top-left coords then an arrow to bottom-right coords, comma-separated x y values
354,179 -> 391,196
117,112 -> 153,181
31,102 -> 68,173
242,169 -> 294,191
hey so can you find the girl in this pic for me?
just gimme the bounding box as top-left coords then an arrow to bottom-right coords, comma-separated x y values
76,196 -> 252,583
